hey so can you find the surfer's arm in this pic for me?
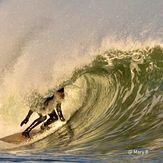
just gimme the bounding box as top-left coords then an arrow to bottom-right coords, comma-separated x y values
56,102 -> 65,121
20,110 -> 33,126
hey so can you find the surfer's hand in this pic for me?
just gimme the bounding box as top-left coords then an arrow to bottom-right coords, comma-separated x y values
20,118 -> 29,126
60,117 -> 65,121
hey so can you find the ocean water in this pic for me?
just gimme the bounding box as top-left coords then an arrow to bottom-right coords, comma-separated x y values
0,0 -> 163,162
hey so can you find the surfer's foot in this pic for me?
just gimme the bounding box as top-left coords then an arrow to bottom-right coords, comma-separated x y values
22,131 -> 30,138
40,124 -> 50,131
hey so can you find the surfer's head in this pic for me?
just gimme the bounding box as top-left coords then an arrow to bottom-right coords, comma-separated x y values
57,88 -> 64,99
57,88 -> 64,92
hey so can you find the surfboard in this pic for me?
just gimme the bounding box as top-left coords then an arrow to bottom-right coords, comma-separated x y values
0,129 -> 41,144
0,121 -> 66,144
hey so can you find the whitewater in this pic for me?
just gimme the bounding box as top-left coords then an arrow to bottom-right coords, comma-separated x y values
0,0 -> 163,162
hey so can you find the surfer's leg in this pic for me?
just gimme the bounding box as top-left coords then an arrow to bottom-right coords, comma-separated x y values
22,115 -> 47,137
56,105 -> 65,121
41,110 -> 58,130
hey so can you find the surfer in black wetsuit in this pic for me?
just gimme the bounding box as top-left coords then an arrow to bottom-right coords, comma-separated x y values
20,88 -> 65,138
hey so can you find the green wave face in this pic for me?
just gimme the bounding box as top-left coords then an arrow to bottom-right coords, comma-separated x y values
63,46 -> 163,152
16,46 -> 162,155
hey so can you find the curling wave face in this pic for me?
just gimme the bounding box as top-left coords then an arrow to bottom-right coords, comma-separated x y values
10,46 -> 162,157
65,46 -> 163,154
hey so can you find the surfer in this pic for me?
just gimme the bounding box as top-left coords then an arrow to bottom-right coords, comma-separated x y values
20,88 -> 65,138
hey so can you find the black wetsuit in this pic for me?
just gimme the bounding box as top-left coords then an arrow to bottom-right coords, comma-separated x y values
21,94 -> 65,138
